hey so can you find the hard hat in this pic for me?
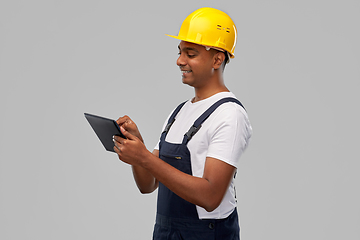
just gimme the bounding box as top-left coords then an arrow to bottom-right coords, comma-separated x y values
166,7 -> 237,58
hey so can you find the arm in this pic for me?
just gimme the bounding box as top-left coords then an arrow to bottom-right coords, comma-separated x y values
115,116 -> 158,194
114,127 -> 236,212
131,150 -> 159,194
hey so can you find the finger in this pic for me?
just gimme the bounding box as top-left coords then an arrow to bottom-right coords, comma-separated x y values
113,135 -> 120,143
113,135 -> 126,147
113,141 -> 121,153
122,121 -> 131,130
120,126 -> 135,140
116,115 -> 131,126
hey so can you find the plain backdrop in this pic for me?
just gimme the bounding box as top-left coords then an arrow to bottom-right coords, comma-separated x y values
1,0 -> 359,239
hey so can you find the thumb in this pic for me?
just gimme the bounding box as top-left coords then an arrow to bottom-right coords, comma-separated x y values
120,126 -> 135,140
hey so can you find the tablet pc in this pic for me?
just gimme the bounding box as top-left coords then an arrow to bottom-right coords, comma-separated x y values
84,113 -> 126,152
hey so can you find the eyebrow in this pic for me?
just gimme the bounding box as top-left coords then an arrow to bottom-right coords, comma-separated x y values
178,45 -> 199,53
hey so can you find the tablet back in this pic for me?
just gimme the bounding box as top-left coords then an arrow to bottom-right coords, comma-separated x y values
84,113 -> 125,152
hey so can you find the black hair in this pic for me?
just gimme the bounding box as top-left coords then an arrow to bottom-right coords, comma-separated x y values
221,51 -> 229,70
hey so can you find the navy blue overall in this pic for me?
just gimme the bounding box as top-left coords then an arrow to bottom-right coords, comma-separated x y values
153,97 -> 245,240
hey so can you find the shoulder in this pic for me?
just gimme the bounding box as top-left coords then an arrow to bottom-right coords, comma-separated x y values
206,98 -> 252,140
212,99 -> 249,124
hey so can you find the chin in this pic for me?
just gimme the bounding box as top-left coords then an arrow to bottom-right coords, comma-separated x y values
182,77 -> 194,86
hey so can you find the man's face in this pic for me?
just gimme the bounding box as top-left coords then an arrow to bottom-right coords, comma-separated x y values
177,41 -> 215,87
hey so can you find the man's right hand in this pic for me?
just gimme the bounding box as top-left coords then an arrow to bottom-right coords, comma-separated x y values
116,115 -> 144,143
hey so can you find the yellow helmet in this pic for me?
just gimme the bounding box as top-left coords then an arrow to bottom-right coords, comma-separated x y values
166,7 -> 237,58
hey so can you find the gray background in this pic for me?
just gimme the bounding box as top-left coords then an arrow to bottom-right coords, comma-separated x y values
1,0 -> 359,239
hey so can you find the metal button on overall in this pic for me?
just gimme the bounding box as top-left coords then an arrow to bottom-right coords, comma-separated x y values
209,223 -> 215,230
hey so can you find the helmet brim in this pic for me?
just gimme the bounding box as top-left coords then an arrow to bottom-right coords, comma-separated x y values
165,34 -> 235,59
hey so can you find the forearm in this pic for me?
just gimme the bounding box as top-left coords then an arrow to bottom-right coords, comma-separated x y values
131,165 -> 158,194
141,153 -> 223,212
113,128 -> 233,211
131,149 -> 159,194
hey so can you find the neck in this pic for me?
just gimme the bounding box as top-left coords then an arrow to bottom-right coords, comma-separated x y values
192,75 -> 229,103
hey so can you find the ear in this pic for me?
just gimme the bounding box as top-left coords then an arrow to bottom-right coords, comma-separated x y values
213,52 -> 226,70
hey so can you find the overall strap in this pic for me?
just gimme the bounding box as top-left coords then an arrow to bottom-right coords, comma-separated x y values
182,97 -> 245,145
160,101 -> 187,141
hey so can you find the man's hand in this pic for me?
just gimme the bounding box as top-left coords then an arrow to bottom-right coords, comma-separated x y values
116,115 -> 143,143
113,126 -> 150,166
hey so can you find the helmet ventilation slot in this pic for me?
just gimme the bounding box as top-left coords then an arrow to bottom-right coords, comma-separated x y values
217,25 -> 231,34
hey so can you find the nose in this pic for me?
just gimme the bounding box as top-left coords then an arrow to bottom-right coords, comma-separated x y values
177,53 -> 186,67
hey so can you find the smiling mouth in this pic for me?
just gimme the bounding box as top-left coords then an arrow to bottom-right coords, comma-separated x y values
181,70 -> 192,77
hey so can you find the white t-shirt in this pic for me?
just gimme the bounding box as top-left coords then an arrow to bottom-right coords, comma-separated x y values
155,92 -> 252,219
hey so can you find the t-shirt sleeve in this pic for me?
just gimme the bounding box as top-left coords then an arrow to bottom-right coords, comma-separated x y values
206,105 -> 252,168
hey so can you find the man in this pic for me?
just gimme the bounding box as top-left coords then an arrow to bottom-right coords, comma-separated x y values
113,7 -> 252,240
